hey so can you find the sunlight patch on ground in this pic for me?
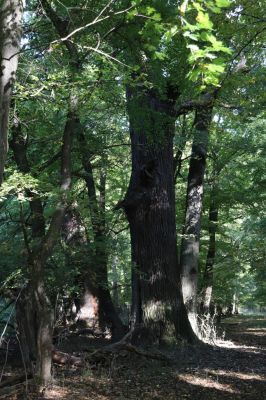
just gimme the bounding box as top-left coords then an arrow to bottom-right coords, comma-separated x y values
214,339 -> 263,353
176,373 -> 240,394
244,328 -> 266,336
43,385 -> 69,399
202,369 -> 266,382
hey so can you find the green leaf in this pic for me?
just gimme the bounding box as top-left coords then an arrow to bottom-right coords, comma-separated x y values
192,2 -> 204,12
183,31 -> 199,41
215,0 -> 231,7
205,63 -> 225,73
196,12 -> 214,30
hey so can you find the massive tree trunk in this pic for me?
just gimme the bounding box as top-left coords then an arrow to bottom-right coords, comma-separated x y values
180,106 -> 213,334
118,86 -> 196,344
0,0 -> 23,184
201,189 -> 218,314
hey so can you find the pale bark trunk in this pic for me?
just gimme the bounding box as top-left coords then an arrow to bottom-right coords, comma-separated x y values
180,106 -> 212,334
201,198 -> 218,314
0,0 -> 23,184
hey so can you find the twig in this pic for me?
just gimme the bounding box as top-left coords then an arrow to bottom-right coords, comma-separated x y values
0,287 -> 24,347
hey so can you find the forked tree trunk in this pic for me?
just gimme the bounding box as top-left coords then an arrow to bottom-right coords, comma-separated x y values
0,0 -> 23,184
180,106 -> 212,334
119,86 -> 196,344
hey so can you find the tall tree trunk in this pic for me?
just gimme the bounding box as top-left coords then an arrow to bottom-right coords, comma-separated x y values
201,195 -> 218,314
111,255 -> 119,307
41,0 -> 125,340
0,0 -> 23,184
61,207 -> 100,327
118,86 -> 196,344
180,106 -> 212,334
79,136 -> 126,340
10,117 -> 43,370
10,101 -> 76,384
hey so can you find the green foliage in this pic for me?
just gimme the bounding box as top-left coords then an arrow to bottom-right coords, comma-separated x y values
0,0 -> 265,319
180,0 -> 232,88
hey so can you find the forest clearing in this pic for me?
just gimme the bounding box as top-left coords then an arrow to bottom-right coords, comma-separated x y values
0,0 -> 265,399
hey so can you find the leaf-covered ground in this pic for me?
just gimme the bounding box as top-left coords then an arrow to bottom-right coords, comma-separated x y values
1,315 -> 265,399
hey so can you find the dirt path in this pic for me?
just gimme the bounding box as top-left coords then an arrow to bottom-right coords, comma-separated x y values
1,316 -> 265,399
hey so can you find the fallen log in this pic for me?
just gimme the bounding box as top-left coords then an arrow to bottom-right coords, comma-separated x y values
52,349 -> 84,366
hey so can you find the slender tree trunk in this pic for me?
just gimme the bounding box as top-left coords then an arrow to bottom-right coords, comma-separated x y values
0,0 -> 23,184
118,86 -> 196,344
180,106 -> 212,334
10,100 -> 76,384
78,133 -> 126,340
11,118 -> 43,370
201,196 -> 218,314
111,255 -> 119,307
41,0 -> 125,340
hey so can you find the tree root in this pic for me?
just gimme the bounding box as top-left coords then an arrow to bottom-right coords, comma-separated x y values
86,342 -> 169,364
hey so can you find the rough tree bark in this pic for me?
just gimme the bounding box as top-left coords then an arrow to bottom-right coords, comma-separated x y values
0,0 -> 23,184
118,86 -> 196,344
180,106 -> 213,334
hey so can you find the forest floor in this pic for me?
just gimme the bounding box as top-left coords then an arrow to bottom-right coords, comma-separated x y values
0,315 -> 265,399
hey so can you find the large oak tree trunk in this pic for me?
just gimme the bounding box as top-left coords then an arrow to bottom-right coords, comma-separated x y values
0,0 -> 23,184
119,87 -> 196,344
180,106 -> 212,334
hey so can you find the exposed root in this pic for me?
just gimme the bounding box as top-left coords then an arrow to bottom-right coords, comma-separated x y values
86,342 -> 169,364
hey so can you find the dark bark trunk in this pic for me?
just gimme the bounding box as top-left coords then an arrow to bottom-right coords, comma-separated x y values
15,285 -> 37,368
119,86 -> 196,344
0,0 -> 23,184
201,196 -> 218,314
78,133 -> 126,340
180,106 -> 212,334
